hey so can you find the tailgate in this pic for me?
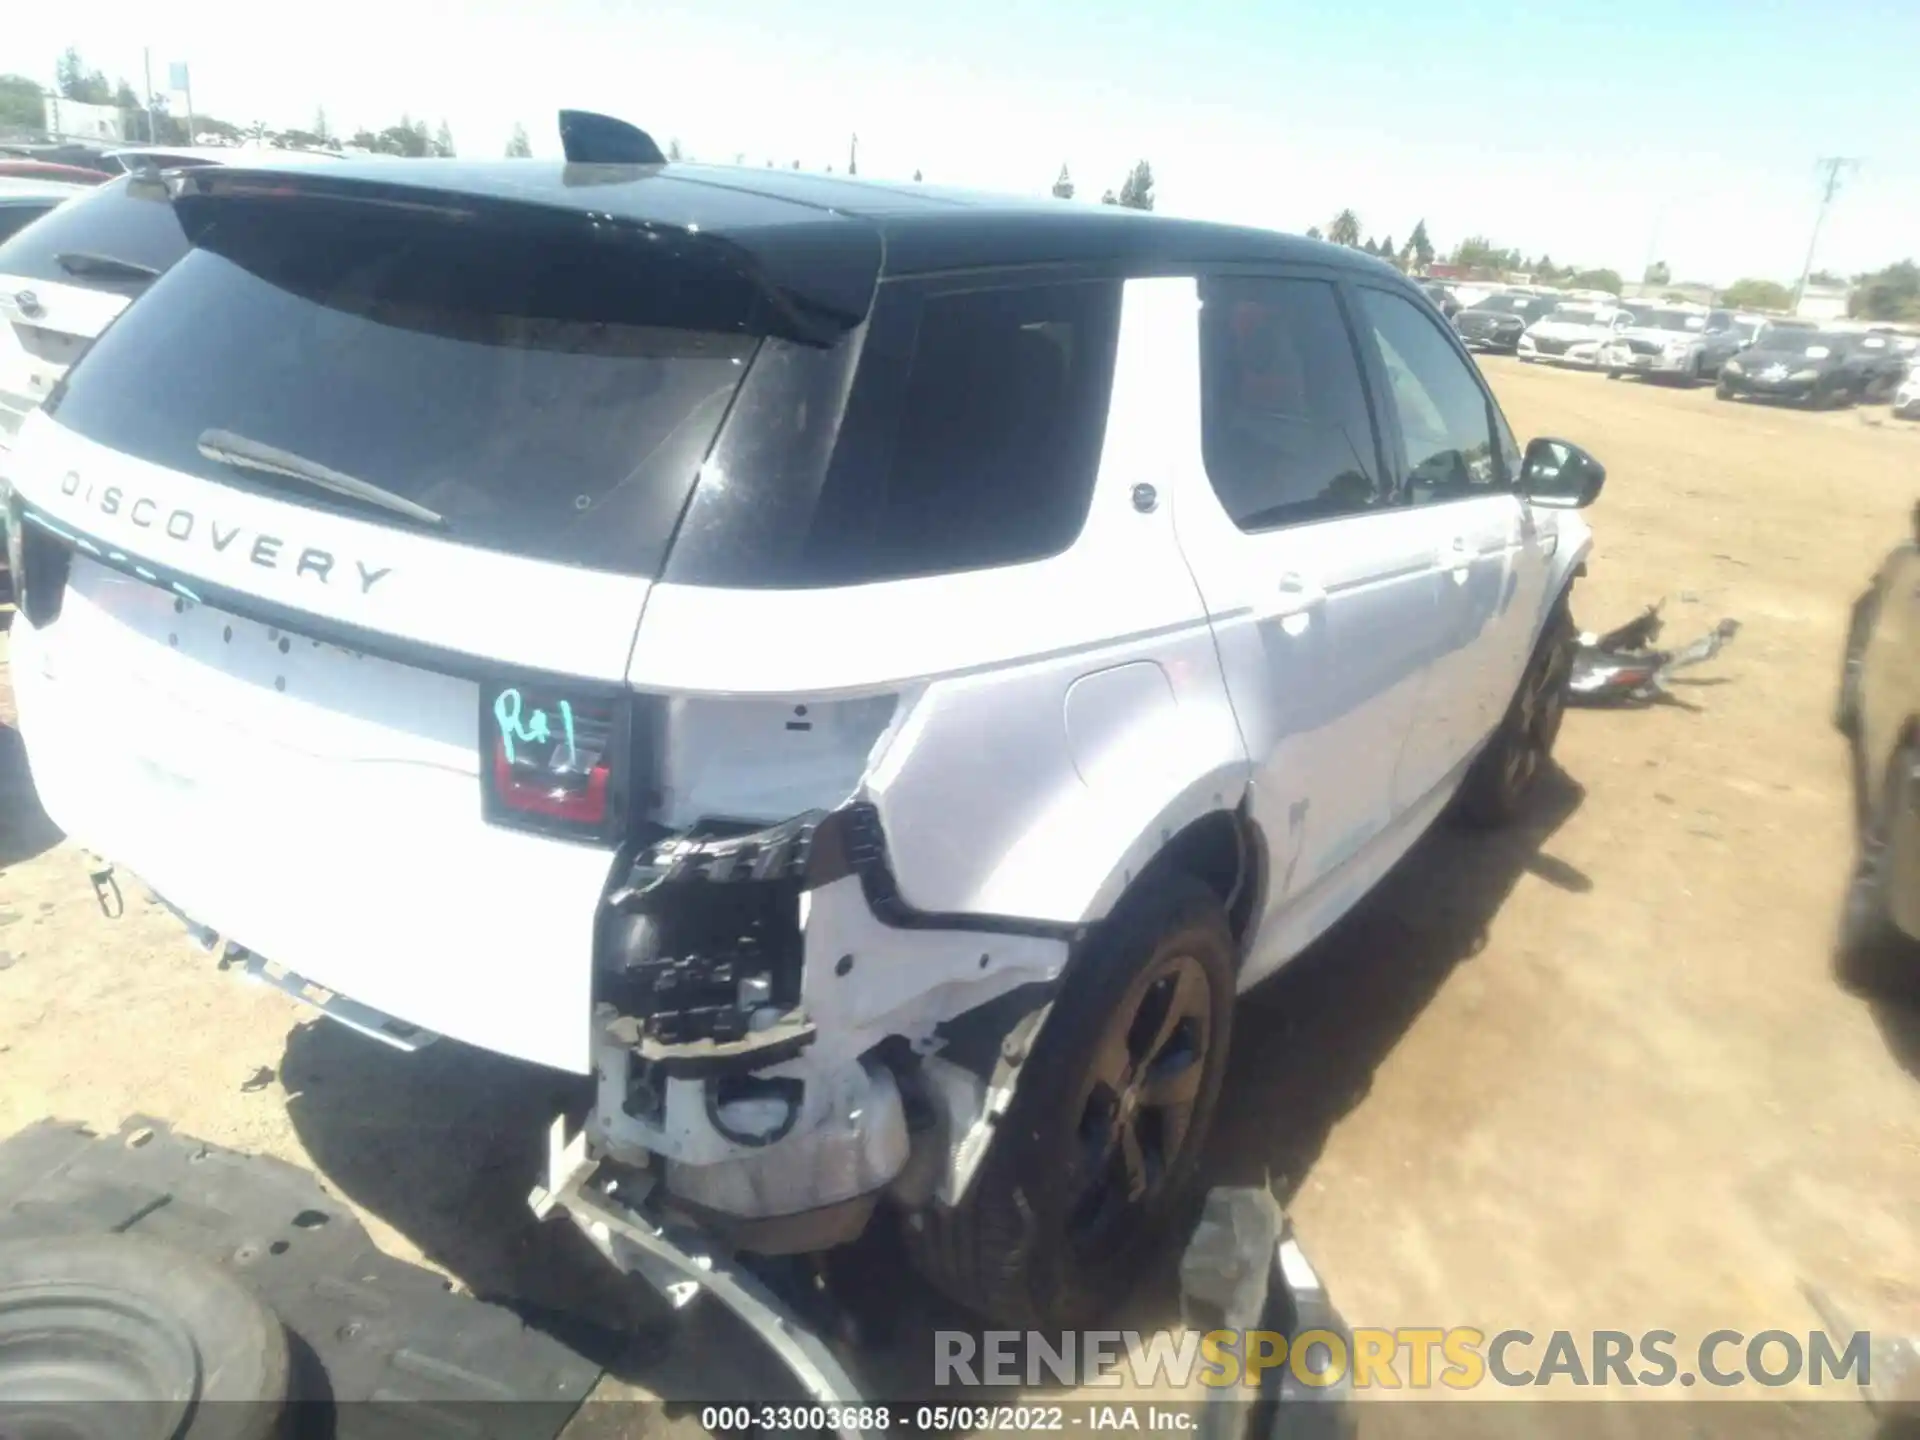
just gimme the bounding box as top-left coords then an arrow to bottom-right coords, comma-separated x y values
13,552 -> 619,1072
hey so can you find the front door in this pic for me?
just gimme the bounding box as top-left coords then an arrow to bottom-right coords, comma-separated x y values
1350,285 -> 1549,809
1169,271 -> 1442,985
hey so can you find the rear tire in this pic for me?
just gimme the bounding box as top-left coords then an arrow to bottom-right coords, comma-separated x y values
1455,598 -> 1576,829
1716,379 -> 1735,401
904,875 -> 1236,1328
0,1234 -> 289,1440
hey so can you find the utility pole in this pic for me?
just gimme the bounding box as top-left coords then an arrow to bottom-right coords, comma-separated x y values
848,132 -> 858,177
1794,157 -> 1860,314
142,47 -> 157,144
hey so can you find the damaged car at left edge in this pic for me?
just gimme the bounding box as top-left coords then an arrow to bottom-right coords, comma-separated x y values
1,114 -> 1601,1337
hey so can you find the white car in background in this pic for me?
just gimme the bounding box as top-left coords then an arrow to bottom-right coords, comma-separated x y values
0,150 -> 336,451
1600,302 -> 1712,385
1517,302 -> 1624,369
1895,357 -> 1920,420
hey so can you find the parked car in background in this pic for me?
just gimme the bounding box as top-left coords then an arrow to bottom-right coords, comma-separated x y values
1517,302 -> 1623,368
1601,302 -> 1711,384
0,174 -> 190,453
1420,281 -> 1462,319
1697,311 -> 1768,381
0,148 -> 340,454
0,178 -> 88,247
1841,332 -> 1911,403
1454,292 -> 1560,354
1716,328 -> 1867,408
1835,501 -> 1920,996
1895,358 -> 1920,420
0,160 -> 113,187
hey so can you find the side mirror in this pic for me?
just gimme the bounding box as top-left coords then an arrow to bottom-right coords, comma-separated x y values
1521,437 -> 1606,509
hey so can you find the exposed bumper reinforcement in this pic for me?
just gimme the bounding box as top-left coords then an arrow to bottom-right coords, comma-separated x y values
529,1116 -> 878,1439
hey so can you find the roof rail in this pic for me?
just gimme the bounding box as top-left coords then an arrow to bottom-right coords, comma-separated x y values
558,110 -> 666,166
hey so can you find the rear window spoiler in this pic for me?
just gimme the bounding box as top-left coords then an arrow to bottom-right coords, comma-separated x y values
557,110 -> 666,166
164,165 -> 876,347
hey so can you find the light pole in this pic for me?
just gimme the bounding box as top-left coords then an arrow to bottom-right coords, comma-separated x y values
1794,157 -> 1860,314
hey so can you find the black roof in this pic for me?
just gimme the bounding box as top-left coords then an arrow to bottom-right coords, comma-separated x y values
197,157 -> 1399,282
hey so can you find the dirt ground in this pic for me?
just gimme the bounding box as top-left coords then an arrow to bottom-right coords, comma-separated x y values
0,359 -> 1917,1419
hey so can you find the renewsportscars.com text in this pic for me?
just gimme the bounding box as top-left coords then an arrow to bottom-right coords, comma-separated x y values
935,1327 -> 1872,1392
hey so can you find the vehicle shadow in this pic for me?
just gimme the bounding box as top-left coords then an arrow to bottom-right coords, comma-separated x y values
279,764 -> 1589,1406
0,722 -> 63,869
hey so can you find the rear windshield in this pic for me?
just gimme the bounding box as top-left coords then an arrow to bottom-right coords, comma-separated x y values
0,174 -> 188,295
44,200 -> 765,577
1626,309 -> 1706,332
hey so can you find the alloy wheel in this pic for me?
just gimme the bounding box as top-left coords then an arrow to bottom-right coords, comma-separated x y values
1066,953 -> 1213,1257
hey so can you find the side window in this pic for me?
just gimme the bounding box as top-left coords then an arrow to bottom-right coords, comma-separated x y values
1356,287 -> 1504,504
1197,275 -> 1385,531
812,278 -> 1122,584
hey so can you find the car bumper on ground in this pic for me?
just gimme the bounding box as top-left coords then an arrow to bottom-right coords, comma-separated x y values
1722,375 -> 1819,401
1518,339 -> 1603,367
1602,346 -> 1695,377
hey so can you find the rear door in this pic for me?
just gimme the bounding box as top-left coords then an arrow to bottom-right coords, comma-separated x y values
1350,284 -> 1548,810
0,175 -> 187,448
5,179 -> 844,1072
1172,270 -> 1443,982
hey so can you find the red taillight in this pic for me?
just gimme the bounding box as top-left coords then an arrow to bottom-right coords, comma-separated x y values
482,685 -> 624,841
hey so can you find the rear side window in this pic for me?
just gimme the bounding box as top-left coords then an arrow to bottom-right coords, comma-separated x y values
666,277 -> 1123,588
1356,287 -> 1503,503
1198,275 -> 1385,531
0,175 -> 188,295
45,202 -> 766,578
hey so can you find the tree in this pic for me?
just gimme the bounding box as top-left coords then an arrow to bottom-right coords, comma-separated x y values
313,107 -> 332,144
0,74 -> 46,132
112,79 -> 141,111
1568,268 -> 1622,295
1848,261 -> 1920,322
195,116 -> 242,142
56,49 -> 111,105
1051,165 -> 1074,200
666,137 -> 684,162
1643,260 -> 1671,286
1449,235 -> 1523,273
1101,189 -> 1118,205
505,122 -> 532,158
913,169 -> 923,182
1305,225 -> 1324,241
349,128 -> 380,151
1116,160 -> 1154,211
1379,234 -> 1396,265
1406,219 -> 1434,271
1718,278 -> 1794,312
1807,269 -> 1843,287
1327,210 -> 1361,247
1361,236 -> 1378,255
433,120 -> 455,158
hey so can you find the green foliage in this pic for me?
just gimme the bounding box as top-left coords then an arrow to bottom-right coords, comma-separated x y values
1328,210 -> 1361,247
0,74 -> 47,132
666,137 -> 684,162
1305,225 -> 1324,241
433,120 -> 454,158
1051,165 -> 1074,200
1718,278 -> 1794,311
1848,261 -> 1920,321
1643,260 -> 1670,285
1449,235 -> 1522,272
56,49 -> 111,105
505,122 -> 532,158
112,79 -> 141,111
1568,268 -> 1622,295
1406,219 -> 1434,270
1116,160 -> 1154,211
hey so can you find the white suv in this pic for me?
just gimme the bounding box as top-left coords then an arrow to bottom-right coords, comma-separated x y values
4,148 -> 1602,1328
1601,302 -> 1712,384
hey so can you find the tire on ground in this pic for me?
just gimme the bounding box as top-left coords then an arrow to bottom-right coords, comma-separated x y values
1454,596 -> 1576,829
1836,741 -> 1920,999
904,874 -> 1236,1328
0,1233 -> 290,1440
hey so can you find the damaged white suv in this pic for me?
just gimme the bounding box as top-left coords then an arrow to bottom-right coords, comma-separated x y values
4,137 -> 1603,1329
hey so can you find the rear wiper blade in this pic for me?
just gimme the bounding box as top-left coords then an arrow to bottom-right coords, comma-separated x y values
54,250 -> 160,281
196,429 -> 447,530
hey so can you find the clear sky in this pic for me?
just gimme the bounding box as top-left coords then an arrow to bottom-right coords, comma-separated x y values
16,0 -> 1917,285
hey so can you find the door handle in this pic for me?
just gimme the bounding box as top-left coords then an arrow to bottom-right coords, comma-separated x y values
1440,536 -> 1472,584
1274,571 -> 1326,633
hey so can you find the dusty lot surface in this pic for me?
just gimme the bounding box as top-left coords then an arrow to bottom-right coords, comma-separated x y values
0,360 -> 1916,1418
